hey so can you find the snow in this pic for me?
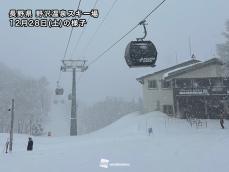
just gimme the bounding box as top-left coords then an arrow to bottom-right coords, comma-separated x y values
46,95 -> 70,136
0,111 -> 229,172
163,62 -> 202,79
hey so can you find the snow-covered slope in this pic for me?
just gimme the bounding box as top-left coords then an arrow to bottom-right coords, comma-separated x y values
46,95 -> 70,136
0,111 -> 229,172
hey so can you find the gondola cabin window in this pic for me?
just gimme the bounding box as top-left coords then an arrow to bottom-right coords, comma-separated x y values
148,80 -> 157,89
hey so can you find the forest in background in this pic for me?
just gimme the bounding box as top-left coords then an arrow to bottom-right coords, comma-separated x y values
78,97 -> 143,134
0,63 -> 51,135
1,19 -> 228,136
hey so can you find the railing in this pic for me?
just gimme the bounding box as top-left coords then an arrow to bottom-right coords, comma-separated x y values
174,86 -> 229,96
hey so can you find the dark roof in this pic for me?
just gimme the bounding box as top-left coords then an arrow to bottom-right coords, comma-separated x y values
164,58 -> 223,80
136,59 -> 201,84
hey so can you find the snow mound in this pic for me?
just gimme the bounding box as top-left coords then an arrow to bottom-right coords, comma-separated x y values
0,111 -> 229,172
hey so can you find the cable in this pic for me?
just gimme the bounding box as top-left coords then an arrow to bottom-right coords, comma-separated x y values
63,0 -> 83,60
89,25 -> 138,66
56,0 -> 83,86
88,0 -> 167,66
82,0 -> 119,58
77,0 -> 166,83
71,0 -> 99,58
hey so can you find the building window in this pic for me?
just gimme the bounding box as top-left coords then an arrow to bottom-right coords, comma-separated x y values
175,79 -> 192,88
161,80 -> 171,89
163,105 -> 173,114
148,80 -> 157,89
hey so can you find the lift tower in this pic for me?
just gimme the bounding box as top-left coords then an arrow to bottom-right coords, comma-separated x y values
61,60 -> 88,136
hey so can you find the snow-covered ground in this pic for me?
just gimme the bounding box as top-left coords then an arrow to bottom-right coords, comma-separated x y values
46,95 -> 70,136
0,112 -> 229,172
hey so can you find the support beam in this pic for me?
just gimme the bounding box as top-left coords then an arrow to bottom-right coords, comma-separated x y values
61,60 -> 88,136
70,68 -> 77,136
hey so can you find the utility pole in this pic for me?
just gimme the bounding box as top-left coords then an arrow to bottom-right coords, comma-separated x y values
61,60 -> 88,136
9,99 -> 15,152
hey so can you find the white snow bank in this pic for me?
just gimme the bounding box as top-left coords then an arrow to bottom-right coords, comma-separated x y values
0,111 -> 229,172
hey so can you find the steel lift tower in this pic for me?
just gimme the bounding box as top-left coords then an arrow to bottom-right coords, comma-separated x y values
61,60 -> 88,136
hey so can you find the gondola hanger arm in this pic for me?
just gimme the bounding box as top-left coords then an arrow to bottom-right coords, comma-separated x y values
137,20 -> 148,41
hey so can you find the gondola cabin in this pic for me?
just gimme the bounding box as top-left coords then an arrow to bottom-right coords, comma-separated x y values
125,40 -> 157,68
55,88 -> 64,95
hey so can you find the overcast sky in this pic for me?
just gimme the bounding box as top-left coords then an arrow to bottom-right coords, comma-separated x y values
0,0 -> 229,104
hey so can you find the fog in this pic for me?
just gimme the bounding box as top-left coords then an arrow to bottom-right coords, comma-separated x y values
0,0 -> 229,104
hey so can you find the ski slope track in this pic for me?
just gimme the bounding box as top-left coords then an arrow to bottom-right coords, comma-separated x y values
0,112 -> 229,172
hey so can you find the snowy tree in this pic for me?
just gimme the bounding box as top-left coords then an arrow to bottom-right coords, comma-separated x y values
0,63 -> 51,134
217,20 -> 229,77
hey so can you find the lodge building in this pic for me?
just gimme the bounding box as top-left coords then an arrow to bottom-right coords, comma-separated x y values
137,57 -> 229,119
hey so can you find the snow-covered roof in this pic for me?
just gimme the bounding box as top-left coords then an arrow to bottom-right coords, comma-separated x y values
162,62 -> 202,79
137,58 -> 223,84
163,58 -> 223,80
137,59 -> 200,84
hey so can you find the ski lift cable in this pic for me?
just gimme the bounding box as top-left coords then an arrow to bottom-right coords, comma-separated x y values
71,0 -> 100,59
57,69 -> 62,83
76,0 -> 166,84
77,0 -> 118,83
60,0 -> 98,85
63,0 -> 83,60
77,0 -> 166,83
81,0 -> 119,58
57,0 -> 83,85
88,0 -> 167,67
